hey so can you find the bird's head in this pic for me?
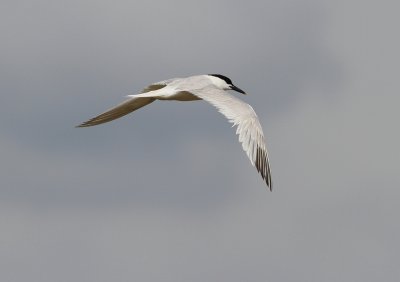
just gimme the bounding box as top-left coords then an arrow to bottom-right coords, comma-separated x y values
208,74 -> 246,94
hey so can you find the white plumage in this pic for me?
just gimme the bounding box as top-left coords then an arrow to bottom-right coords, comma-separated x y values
77,74 -> 272,190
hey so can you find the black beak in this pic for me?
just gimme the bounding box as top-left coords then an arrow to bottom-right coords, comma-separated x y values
230,84 -> 246,95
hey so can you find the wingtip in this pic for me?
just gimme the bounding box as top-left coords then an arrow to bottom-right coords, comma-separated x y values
75,121 -> 92,128
267,174 -> 273,191
268,174 -> 273,191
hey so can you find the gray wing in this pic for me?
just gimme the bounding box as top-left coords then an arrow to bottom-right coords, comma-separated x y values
76,81 -> 172,127
76,96 -> 155,127
141,80 -> 171,93
190,87 -> 272,190
140,77 -> 184,93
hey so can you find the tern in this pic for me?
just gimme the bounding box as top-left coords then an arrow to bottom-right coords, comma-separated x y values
77,74 -> 272,190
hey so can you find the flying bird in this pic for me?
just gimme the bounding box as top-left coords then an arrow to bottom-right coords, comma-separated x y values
77,74 -> 272,190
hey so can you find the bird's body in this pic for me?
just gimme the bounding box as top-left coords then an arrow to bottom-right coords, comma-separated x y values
77,74 -> 273,190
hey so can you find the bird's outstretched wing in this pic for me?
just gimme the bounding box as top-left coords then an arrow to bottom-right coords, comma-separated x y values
189,87 -> 272,190
76,96 -> 155,127
76,82 -> 171,127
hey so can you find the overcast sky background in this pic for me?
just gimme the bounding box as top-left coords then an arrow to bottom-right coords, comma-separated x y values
1,0 -> 399,281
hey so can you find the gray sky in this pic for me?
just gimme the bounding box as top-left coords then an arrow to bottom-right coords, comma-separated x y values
1,0 -> 399,281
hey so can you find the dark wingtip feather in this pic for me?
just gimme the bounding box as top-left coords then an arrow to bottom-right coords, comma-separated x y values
75,123 -> 90,128
255,145 -> 272,191
75,119 -> 97,128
